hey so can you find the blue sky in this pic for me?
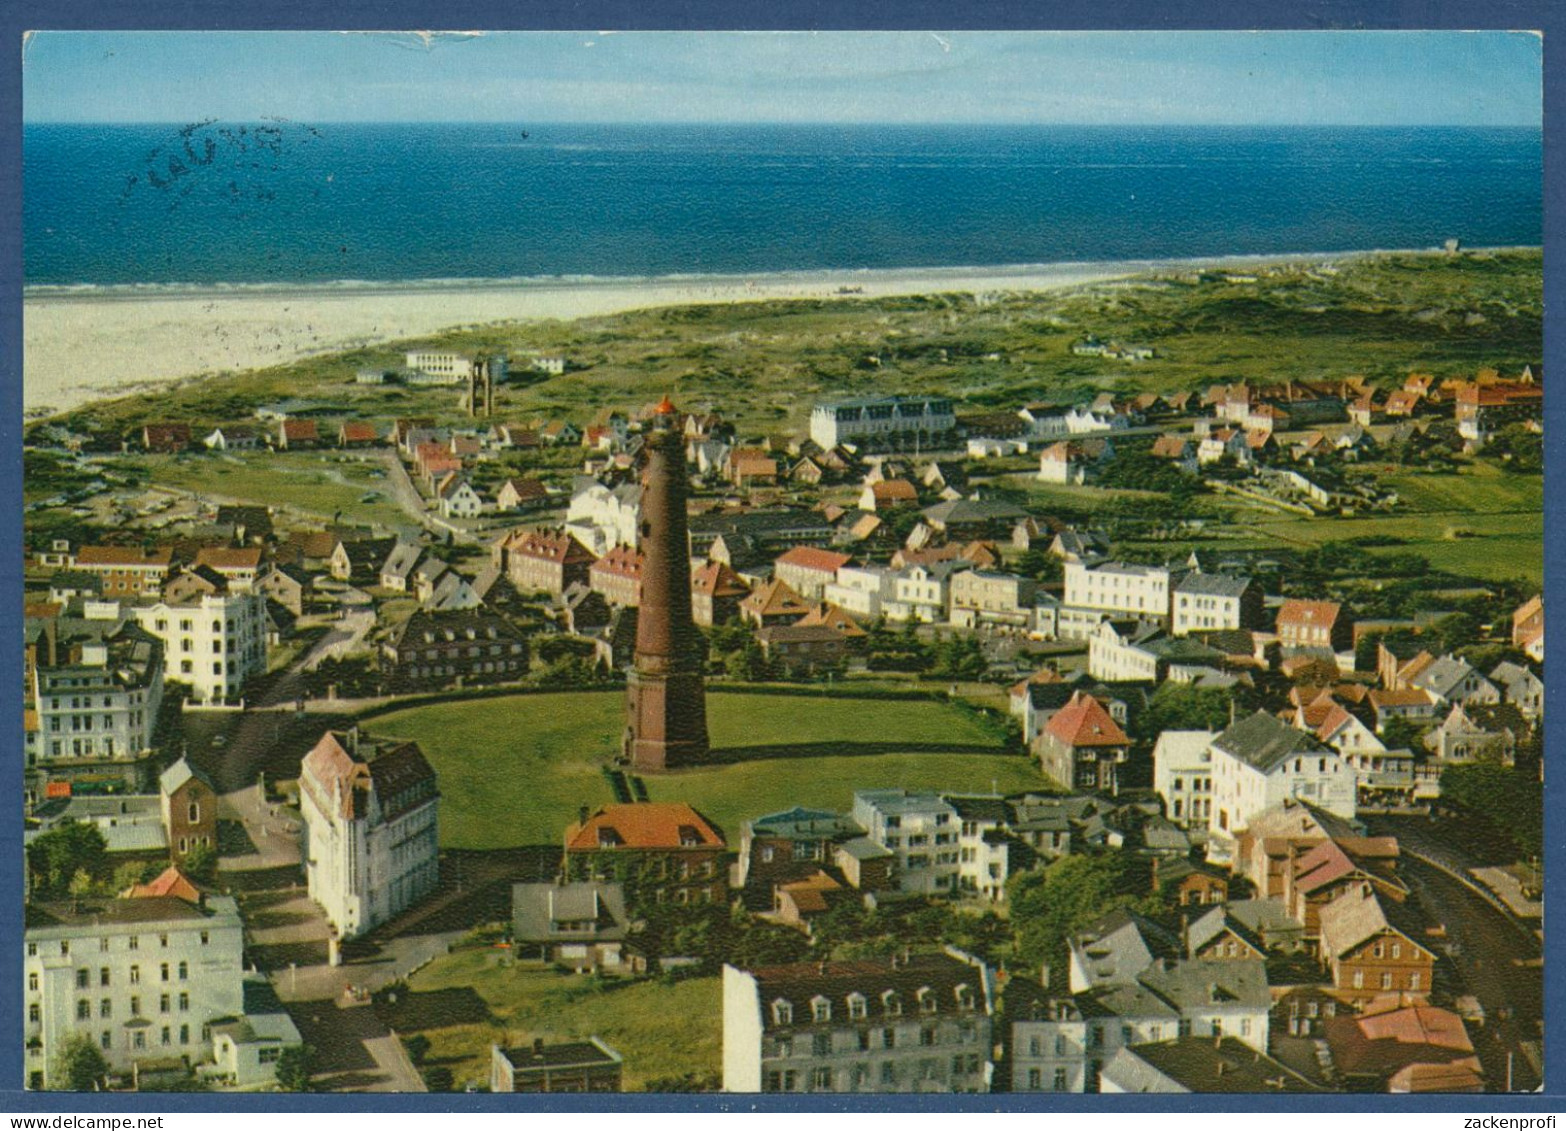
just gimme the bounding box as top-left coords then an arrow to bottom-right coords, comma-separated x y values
22,30 -> 1542,126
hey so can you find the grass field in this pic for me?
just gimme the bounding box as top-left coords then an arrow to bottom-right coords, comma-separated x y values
367,690 -> 1035,849
386,949 -> 720,1091
114,451 -> 411,530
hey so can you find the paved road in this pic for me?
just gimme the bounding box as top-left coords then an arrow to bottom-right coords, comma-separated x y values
372,449 -> 478,545
1365,815 -> 1543,1091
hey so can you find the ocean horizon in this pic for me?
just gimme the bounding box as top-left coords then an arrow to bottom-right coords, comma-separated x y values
23,122 -> 1543,288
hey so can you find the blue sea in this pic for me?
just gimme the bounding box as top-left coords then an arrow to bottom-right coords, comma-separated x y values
22,122 -> 1543,288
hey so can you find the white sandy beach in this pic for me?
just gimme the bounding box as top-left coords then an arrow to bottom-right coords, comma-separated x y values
22,251 -> 1382,416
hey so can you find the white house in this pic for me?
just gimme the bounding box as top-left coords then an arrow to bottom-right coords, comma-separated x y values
299,729 -> 439,941
850,790 -> 960,896
809,395 -> 956,451
1038,442 -> 1086,485
24,890 -> 245,1089
1015,957 -> 1270,1093
1208,712 -> 1357,861
437,477 -> 485,519
722,948 -> 994,1094
823,564 -> 895,620
1152,730 -> 1217,831
1171,572 -> 1261,636
130,590 -> 267,705
883,563 -> 959,623
1063,560 -> 1177,622
564,478 -> 642,555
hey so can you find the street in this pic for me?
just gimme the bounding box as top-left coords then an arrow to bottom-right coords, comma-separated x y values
1365,814 -> 1543,1091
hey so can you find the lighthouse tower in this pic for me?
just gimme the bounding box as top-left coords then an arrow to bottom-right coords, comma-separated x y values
624,397 -> 709,770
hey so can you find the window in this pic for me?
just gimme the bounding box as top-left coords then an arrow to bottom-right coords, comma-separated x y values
129,965 -> 140,985
160,994 -> 171,1013
26,943 -> 36,957
188,802 -> 201,824
178,992 -> 189,1012
1409,972 -> 1421,991
1380,973 -> 1393,990
1028,1068 -> 1042,1090
880,1063 -> 896,1085
179,1025 -> 189,1045
28,1004 -> 40,1023
881,1028 -> 895,1049
199,932 -> 209,946
812,997 -> 831,1023
160,963 -> 170,982
100,1033 -> 111,1051
812,1033 -> 831,1057
161,1027 -> 171,1046
76,969 -> 89,989
1053,1068 -> 1069,1092
1392,943 -> 1402,959
771,999 -> 793,1026
847,994 -> 866,1020
100,999 -> 111,1019
27,973 -> 38,992
920,1026 -> 936,1047
77,1000 -> 90,1020
1352,971 -> 1364,989
259,1047 -> 281,1064
178,961 -> 188,981
99,968 -> 109,987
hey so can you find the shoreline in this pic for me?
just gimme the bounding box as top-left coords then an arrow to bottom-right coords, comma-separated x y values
23,245 -> 1534,416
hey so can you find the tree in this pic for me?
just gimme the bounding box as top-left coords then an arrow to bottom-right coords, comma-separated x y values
51,1033 -> 107,1091
182,844 -> 219,885
273,1045 -> 315,1092
403,1034 -> 431,1066
1006,853 -> 1150,982
28,822 -> 109,898
1133,683 -> 1234,741
1379,716 -> 1427,753
1441,763 -> 1543,860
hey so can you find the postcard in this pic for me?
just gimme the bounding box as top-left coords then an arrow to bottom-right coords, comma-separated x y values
15,27 -> 1546,1106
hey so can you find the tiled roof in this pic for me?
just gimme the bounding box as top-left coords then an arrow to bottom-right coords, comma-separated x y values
1276,599 -> 1342,629
741,578 -> 811,619
125,867 -> 203,904
501,528 -> 596,565
76,545 -> 173,568
565,802 -> 726,851
691,560 -> 749,598
194,546 -> 263,571
743,951 -> 988,1032
340,422 -> 379,442
1044,691 -> 1129,748
776,546 -> 852,574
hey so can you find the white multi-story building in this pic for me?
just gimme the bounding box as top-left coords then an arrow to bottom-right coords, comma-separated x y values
300,728 -> 440,941
1009,959 -> 1270,1093
24,891 -> 245,1089
1063,561 -> 1178,621
564,478 -> 642,555
722,948 -> 994,1094
405,351 -> 475,383
1208,712 -> 1357,861
949,571 -> 1037,631
809,396 -> 956,451
1152,730 -> 1217,831
850,790 -> 960,896
1171,573 -> 1261,636
29,617 -> 163,790
131,591 -> 267,705
946,797 -> 1011,901
883,563 -> 960,623
823,565 -> 896,621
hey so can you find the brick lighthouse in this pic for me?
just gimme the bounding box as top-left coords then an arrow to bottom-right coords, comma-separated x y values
625,396 -> 709,770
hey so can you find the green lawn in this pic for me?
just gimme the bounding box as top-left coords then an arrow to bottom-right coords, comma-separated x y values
114,451 -> 410,530
1377,463 -> 1543,515
386,950 -> 721,1091
367,690 -> 1035,849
